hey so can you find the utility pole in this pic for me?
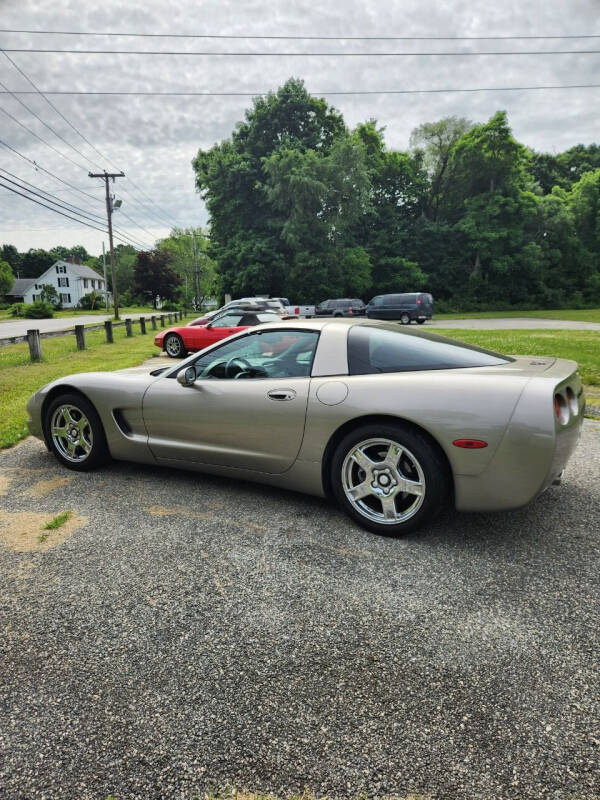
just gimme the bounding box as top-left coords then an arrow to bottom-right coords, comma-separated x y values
192,230 -> 201,310
101,242 -> 109,310
89,171 -> 124,319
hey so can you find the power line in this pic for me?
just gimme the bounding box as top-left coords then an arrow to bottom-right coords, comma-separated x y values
0,180 -> 108,233
0,167 -> 106,223
1,50 -> 182,235
0,137 -> 104,204
0,84 -> 598,96
1,28 -> 600,40
0,103 -> 91,173
4,47 -> 600,56
0,49 -> 106,170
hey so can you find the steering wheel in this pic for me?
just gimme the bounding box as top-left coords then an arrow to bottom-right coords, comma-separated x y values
225,356 -> 253,378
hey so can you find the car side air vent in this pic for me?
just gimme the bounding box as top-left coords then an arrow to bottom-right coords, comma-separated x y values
530,360 -> 548,365
113,408 -> 132,436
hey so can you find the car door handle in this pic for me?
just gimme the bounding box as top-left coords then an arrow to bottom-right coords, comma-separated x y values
267,389 -> 296,401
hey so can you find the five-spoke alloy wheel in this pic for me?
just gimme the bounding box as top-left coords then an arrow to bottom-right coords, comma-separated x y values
331,422 -> 448,535
45,393 -> 110,471
164,333 -> 186,358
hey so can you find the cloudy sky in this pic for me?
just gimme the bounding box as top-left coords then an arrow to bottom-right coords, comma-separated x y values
0,0 -> 598,256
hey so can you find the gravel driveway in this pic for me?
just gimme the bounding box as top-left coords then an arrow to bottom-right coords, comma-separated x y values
0,424 -> 599,800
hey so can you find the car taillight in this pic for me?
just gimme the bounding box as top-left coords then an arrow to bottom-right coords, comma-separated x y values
554,392 -> 569,425
417,297 -> 421,305
295,307 -> 299,315
348,307 -> 353,315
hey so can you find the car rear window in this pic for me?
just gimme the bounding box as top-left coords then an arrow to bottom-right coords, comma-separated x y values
347,325 -> 513,374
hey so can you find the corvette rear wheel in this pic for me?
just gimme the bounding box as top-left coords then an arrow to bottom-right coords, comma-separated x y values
45,393 -> 110,472
164,333 -> 186,358
331,423 -> 448,536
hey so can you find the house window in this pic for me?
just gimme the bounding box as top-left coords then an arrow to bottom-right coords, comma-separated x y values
56,264 -> 66,274
83,279 -> 88,289
60,293 -> 71,304
35,283 -> 42,289
91,279 -> 96,289
58,277 -> 69,287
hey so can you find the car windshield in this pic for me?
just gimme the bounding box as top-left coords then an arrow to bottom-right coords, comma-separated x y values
188,329 -> 320,380
348,324 -> 513,374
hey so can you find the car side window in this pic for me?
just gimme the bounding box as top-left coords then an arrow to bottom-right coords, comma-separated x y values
347,325 -> 513,374
180,329 -> 320,380
210,313 -> 244,328
370,296 -> 384,307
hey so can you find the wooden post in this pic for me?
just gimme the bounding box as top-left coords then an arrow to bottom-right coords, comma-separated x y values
151,315 -> 157,330
125,318 -> 133,337
104,319 -> 114,343
27,329 -> 42,362
139,316 -> 146,335
160,314 -> 165,327
74,325 -> 86,350
167,313 -> 173,325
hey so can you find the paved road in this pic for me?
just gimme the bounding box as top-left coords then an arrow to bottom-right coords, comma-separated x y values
1,314 -> 600,339
1,424 -> 599,800
0,312 -> 153,339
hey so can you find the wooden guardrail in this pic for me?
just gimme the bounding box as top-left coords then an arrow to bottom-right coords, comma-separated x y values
0,310 -> 186,362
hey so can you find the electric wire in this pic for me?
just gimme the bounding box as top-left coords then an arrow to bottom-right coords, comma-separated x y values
0,84 -> 597,96
4,47 -> 600,56
1,28 -> 599,40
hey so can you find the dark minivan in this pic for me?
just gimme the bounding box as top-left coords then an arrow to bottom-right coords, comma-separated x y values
366,293 -> 434,324
315,298 -> 366,317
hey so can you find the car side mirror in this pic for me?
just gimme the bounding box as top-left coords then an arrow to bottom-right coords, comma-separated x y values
177,366 -> 197,387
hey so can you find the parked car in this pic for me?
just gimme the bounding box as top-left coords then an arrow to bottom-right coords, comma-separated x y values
366,293 -> 434,324
28,318 -> 584,537
155,308 -> 280,357
187,298 -> 292,327
315,298 -> 366,317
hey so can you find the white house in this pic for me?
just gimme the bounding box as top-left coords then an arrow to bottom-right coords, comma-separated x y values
7,259 -> 107,308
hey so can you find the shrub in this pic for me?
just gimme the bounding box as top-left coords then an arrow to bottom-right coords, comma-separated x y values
9,303 -> 25,317
24,301 -> 54,319
79,290 -> 103,310
160,300 -> 180,311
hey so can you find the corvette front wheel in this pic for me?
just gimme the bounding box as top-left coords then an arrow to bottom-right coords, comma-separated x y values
331,423 -> 448,536
164,333 -> 186,358
45,393 -> 110,472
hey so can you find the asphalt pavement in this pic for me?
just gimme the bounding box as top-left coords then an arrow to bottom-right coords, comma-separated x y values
0,312 -> 151,339
0,424 -> 599,800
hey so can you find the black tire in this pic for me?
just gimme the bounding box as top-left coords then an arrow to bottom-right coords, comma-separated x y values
45,392 -> 110,472
400,312 -> 411,325
164,333 -> 186,358
417,318 -> 426,324
333,312 -> 343,318
330,422 -> 449,536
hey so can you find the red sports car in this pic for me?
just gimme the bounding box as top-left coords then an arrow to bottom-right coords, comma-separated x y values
155,309 -> 281,358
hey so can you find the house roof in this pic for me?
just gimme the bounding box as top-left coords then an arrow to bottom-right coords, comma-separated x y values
53,260 -> 103,281
8,278 -> 35,295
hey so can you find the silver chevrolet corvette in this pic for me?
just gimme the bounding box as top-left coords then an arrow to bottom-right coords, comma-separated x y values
27,319 -> 584,536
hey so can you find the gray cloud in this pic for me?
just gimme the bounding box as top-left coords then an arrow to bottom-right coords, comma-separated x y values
0,0 -> 598,253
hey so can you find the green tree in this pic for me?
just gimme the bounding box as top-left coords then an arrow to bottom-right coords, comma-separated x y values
0,259 -> 14,298
132,250 -> 182,308
157,228 -> 217,308
410,116 -> 473,220
40,284 -> 60,307
20,249 -> 54,279
193,78 -> 347,299
0,244 -> 21,275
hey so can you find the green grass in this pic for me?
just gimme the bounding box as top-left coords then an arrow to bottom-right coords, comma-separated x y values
435,328 -> 600,387
435,308 -> 600,322
0,325 -> 165,449
42,511 -> 72,531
